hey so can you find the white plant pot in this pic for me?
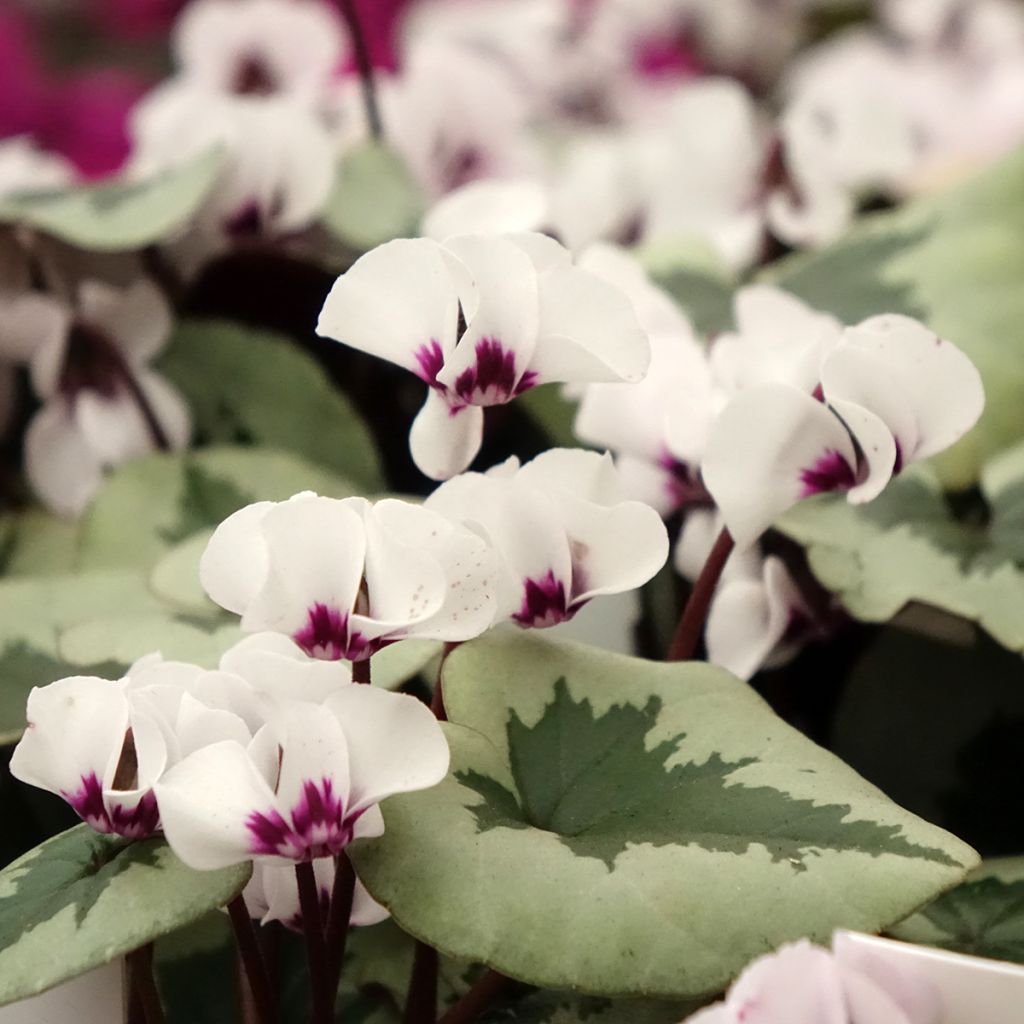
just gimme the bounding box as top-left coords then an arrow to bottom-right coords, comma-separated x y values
0,962 -> 124,1023
835,930 -> 1024,1024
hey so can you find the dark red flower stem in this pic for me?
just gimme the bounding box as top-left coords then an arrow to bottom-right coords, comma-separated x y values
437,970 -> 516,1024
338,0 -> 384,140
227,895 -> 277,1024
403,941 -> 438,1024
126,944 -> 165,1024
325,852 -> 357,995
353,658 -> 372,685
295,861 -> 332,1024
667,527 -> 735,662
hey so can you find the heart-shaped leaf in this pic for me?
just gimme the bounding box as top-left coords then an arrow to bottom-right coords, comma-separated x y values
777,443 -> 1024,650
322,141 -> 424,252
78,446 -> 356,571
0,825 -> 249,1006
890,858 -> 1024,965
350,631 -> 977,999
0,149 -> 223,252
158,321 -> 384,490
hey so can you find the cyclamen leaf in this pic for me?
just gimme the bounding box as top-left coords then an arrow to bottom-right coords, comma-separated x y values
768,144 -> 1024,488
890,859 -> 1024,965
0,149 -> 223,251
78,446 -> 357,571
776,446 -> 1024,651
158,321 -> 384,490
0,826 -> 249,1007
322,141 -> 425,252
350,631 -> 977,999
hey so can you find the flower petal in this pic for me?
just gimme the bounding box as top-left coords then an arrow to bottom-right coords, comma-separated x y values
219,632 -> 352,703
317,238 -> 461,380
200,501 -> 275,616
10,676 -> 129,806
422,178 -> 548,241
435,235 -> 540,404
706,556 -> 803,681
324,686 -> 449,816
155,739 -> 281,870
702,384 -> 859,548
370,500 -> 498,642
834,315 -> 985,462
530,264 -> 651,384
77,279 -> 173,365
25,401 -> 105,519
409,390 -> 484,480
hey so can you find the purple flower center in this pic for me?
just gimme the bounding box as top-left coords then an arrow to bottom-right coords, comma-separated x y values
454,337 -> 535,406
414,339 -> 446,388
799,449 -> 856,497
231,53 -> 279,96
62,772 -> 159,840
512,570 -> 574,629
293,603 -> 374,661
658,453 -> 712,510
246,777 -> 357,861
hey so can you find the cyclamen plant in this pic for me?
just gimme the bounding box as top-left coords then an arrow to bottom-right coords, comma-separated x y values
4,1 -> 1024,1023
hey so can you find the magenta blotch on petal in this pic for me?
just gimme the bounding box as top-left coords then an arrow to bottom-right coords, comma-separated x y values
453,338 -> 523,405
246,777 -> 356,860
799,449 -> 856,497
63,772 -> 160,839
293,603 -> 371,661
513,570 -> 573,628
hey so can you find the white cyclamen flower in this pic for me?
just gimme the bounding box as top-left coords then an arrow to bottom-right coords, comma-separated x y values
155,687 -> 449,868
426,448 -> 668,628
10,674 -> 167,839
171,0 -> 346,103
200,493 -> 498,661
0,278 -> 190,518
316,233 -> 650,480
702,314 -> 984,547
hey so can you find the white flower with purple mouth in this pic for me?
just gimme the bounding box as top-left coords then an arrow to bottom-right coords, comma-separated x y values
702,314 -> 985,547
317,234 -> 651,480
426,448 -> 668,629
10,674 -> 170,839
170,0 -> 346,104
243,857 -> 388,931
200,492 -> 498,662
154,686 -> 449,869
0,278 -> 190,518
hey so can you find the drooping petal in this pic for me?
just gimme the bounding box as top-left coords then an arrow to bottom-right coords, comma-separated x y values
706,556 -> 804,681
200,501 -> 276,616
833,315 -> 985,462
674,508 -> 762,585
317,238 -> 461,381
74,389 -> 154,466
409,390 -> 484,480
173,692 -> 254,760
324,686 -> 449,817
0,291 -> 71,394
702,384 -> 859,548
155,739 -> 282,869
529,263 -> 651,384
24,400 -> 105,519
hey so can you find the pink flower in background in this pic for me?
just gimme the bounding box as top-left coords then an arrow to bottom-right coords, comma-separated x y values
332,0 -> 412,72
39,69 -> 149,180
0,8 -> 47,140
